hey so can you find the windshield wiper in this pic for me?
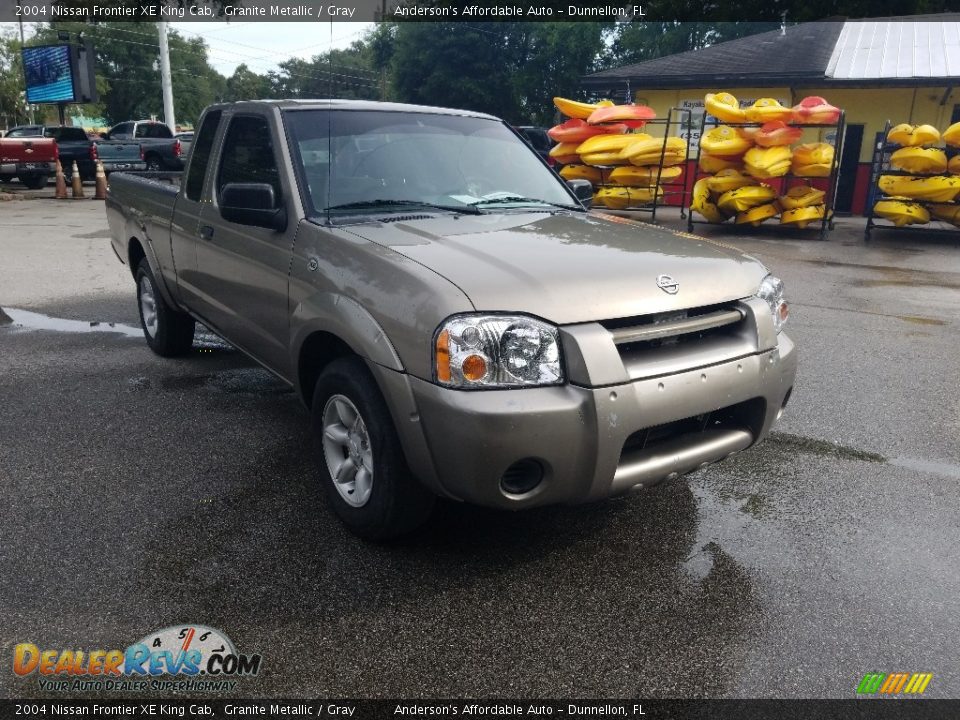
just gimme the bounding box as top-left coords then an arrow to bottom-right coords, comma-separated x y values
468,195 -> 580,210
325,199 -> 482,215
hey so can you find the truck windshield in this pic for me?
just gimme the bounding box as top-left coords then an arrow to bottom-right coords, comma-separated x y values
284,109 -> 580,219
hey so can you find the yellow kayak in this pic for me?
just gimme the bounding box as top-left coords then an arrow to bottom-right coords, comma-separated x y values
717,184 -> 777,214
690,178 -> 728,223
706,168 -> 755,194
886,123 -> 941,147
878,175 -> 960,202
873,200 -> 930,227
949,155 -> 960,174
928,203 -> 960,225
744,146 -> 792,178
944,121 -> 960,148
791,143 -> 834,177
780,204 -> 826,228
559,164 -> 605,185
554,97 -> 614,120
699,153 -> 742,174
620,136 -> 686,163
704,92 -> 746,123
596,185 -> 662,209
779,185 -> 826,209
609,165 -> 682,186
580,151 -> 632,167
890,147 -> 947,174
577,133 -> 648,156
548,142 -> 581,165
736,202 -> 780,226
744,98 -> 794,123
700,126 -> 753,157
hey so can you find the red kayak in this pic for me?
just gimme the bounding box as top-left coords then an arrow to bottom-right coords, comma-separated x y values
547,118 -> 628,144
791,96 -> 841,125
586,104 -> 656,128
754,121 -> 804,147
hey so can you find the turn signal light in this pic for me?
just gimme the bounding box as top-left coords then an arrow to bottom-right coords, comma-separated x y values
461,354 -> 487,382
435,330 -> 451,383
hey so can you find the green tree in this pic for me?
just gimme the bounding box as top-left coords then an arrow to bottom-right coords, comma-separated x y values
0,30 -> 28,129
267,41 -> 380,100
389,22 -> 609,125
224,63 -> 272,102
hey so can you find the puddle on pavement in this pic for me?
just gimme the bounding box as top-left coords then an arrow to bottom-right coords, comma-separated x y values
766,432 -> 886,463
897,315 -> 947,326
71,230 -> 111,239
802,259 -> 960,291
890,456 -> 960,480
1,307 -> 141,338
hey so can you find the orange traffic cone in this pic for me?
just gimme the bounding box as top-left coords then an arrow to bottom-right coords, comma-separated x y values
55,159 -> 68,199
94,160 -> 107,200
70,161 -> 85,199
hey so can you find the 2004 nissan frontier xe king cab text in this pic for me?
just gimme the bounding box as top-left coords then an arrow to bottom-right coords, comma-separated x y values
106,100 -> 796,539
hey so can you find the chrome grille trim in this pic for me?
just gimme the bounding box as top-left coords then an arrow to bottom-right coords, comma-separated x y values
609,308 -> 745,345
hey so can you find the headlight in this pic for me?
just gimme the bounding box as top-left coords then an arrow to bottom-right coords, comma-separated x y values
434,314 -> 564,388
756,274 -> 788,334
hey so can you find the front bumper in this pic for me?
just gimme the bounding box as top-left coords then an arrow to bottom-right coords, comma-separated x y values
392,333 -> 796,510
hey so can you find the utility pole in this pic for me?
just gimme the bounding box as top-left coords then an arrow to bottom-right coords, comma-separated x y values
158,21 -> 176,131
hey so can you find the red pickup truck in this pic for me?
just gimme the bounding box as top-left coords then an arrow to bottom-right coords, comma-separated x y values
0,136 -> 58,189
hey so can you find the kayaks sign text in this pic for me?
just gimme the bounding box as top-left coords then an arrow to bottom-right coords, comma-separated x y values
12,625 -> 261,680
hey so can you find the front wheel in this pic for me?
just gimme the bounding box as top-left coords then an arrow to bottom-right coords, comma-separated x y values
135,258 -> 195,356
312,357 -> 435,540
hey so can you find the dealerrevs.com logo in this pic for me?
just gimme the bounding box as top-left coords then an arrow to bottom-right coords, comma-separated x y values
13,625 -> 262,693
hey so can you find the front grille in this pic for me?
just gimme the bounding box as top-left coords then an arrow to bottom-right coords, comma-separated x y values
601,301 -> 757,380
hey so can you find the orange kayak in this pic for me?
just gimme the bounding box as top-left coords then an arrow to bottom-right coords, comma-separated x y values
547,119 -> 627,144
754,121 -> 803,147
791,96 -> 841,125
587,104 -> 656,128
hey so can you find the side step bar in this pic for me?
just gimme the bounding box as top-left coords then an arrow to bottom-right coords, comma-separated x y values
612,427 -> 753,493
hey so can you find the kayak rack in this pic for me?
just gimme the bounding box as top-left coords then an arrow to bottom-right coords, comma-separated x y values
864,119 -> 960,241
589,107 -> 693,223
687,111 -> 847,241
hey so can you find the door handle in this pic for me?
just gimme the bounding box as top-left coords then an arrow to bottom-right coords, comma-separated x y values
199,225 -> 214,240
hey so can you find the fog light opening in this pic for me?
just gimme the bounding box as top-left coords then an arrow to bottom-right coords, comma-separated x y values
500,459 -> 544,496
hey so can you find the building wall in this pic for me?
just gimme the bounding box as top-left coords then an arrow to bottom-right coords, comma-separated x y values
630,85 -> 959,215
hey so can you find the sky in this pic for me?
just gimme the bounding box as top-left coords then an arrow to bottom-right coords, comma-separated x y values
1,21 -> 374,76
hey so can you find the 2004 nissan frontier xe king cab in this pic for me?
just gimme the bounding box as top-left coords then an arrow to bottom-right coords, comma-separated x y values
106,100 -> 796,539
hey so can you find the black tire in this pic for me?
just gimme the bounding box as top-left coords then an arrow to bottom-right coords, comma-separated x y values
135,258 -> 195,357
144,154 -> 162,171
312,356 -> 435,540
21,175 -> 48,190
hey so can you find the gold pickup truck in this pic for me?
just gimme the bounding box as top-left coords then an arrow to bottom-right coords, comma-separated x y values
106,100 -> 796,539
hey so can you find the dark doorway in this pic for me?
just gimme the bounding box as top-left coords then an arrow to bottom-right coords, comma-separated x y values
834,123 -> 864,214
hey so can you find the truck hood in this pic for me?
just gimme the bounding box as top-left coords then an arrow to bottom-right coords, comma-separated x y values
344,211 -> 769,325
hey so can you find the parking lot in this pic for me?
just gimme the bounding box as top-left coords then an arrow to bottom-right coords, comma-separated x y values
1,188 -> 959,699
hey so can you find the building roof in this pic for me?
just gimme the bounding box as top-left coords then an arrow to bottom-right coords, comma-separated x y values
582,15 -> 960,91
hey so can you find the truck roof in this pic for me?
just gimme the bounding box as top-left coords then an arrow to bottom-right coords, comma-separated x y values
203,99 -> 500,122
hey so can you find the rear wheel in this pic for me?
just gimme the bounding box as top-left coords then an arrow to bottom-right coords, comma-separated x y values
144,154 -> 162,171
135,258 -> 195,356
21,175 -> 47,190
312,356 -> 435,540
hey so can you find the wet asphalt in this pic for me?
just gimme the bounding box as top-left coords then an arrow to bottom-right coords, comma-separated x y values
1,196 -> 959,700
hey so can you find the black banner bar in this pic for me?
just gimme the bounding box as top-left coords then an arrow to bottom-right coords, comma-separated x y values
4,700 -> 960,719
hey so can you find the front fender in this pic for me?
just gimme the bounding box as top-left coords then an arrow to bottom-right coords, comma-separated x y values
290,291 -> 405,378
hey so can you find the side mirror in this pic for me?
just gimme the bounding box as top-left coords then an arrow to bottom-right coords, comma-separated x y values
566,179 -> 593,208
220,182 -> 287,231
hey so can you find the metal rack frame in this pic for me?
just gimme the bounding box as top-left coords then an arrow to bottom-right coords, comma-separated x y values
864,119 -> 960,241
590,107 -> 692,223
687,112 -> 846,241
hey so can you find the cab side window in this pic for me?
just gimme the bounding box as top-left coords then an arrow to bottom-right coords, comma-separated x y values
185,110 -> 222,202
216,116 -> 281,201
